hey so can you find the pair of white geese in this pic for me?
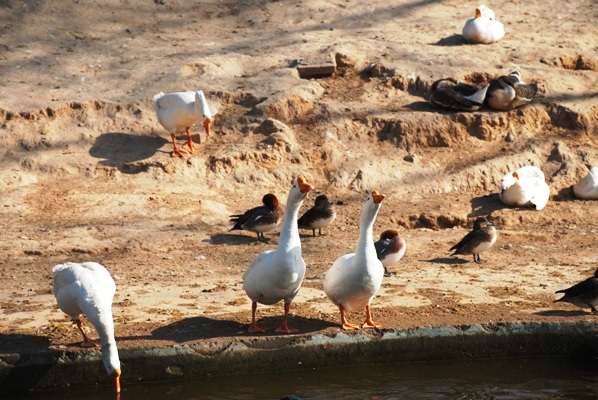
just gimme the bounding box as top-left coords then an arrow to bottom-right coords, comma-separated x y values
499,165 -> 598,210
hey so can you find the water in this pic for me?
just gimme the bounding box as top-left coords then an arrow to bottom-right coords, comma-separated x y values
12,356 -> 598,399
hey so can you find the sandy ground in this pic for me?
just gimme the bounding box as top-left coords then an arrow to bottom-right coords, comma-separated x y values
1,0 -> 598,353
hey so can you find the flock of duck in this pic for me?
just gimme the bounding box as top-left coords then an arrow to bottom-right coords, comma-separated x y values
48,4 -> 598,393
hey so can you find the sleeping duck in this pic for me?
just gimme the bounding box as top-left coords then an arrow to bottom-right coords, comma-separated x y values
429,78 -> 489,111
486,71 -> 538,111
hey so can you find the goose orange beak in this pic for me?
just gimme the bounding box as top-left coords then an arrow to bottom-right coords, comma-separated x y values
111,368 -> 121,393
297,176 -> 314,193
513,171 -> 519,179
372,190 -> 386,204
203,118 -> 212,136
475,8 -> 482,18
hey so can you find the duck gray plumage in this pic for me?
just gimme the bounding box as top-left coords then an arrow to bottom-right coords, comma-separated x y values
298,194 -> 337,236
374,229 -> 407,277
555,268 -> 598,314
230,193 -> 284,242
450,217 -> 497,264
486,71 -> 538,111
429,78 -> 489,111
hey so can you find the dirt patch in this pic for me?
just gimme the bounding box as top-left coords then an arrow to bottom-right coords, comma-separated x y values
1,0 -> 598,365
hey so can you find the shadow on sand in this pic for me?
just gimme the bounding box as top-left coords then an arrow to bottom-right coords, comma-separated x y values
150,315 -> 336,342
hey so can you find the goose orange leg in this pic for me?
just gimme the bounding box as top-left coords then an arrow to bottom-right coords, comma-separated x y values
182,127 -> 197,153
170,133 -> 188,157
248,302 -> 267,333
339,305 -> 360,330
76,319 -> 98,348
362,305 -> 383,328
275,302 -> 299,334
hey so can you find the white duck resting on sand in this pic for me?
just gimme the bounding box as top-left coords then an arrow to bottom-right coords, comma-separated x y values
573,167 -> 598,200
323,190 -> 386,330
462,4 -> 505,44
242,176 -> 314,333
52,262 -> 121,393
153,90 -> 214,157
499,165 -> 550,210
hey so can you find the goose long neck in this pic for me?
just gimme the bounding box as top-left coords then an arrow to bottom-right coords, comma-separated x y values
355,204 -> 378,262
278,195 -> 303,254
82,301 -> 121,374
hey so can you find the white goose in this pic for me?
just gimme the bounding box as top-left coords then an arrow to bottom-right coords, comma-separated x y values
499,166 -> 550,210
153,90 -> 213,157
573,167 -> 598,200
52,262 -> 121,393
323,190 -> 386,330
462,4 -> 505,44
243,176 -> 314,333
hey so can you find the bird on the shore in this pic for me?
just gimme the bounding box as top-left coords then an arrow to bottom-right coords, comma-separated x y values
449,217 -> 497,264
153,90 -> 213,157
323,190 -> 386,330
573,166 -> 598,200
499,165 -> 550,210
229,193 -> 284,242
462,4 -> 505,44
429,78 -> 489,111
52,262 -> 121,393
242,176 -> 314,333
374,229 -> 407,277
298,194 -> 336,236
486,71 -> 538,111
555,268 -> 598,314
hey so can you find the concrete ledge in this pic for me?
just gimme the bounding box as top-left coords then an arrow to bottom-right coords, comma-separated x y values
2,321 -> 598,395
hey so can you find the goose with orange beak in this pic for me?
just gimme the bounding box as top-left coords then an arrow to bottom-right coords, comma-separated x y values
324,190 -> 386,330
153,90 -> 213,157
52,262 -> 121,393
243,176 -> 314,333
499,166 -> 549,210
462,4 -> 505,44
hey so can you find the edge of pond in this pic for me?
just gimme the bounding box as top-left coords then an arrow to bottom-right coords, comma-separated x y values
2,320 -> 598,395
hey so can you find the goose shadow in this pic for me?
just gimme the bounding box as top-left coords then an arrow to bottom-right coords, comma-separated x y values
470,193 -> 508,217
404,100 -> 432,111
533,309 -> 592,317
433,34 -> 468,46
0,334 -> 60,395
151,315 -> 336,342
208,232 -> 277,245
425,257 -> 469,265
89,132 -> 168,173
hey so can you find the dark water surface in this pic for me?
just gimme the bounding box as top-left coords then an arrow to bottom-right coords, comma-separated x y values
12,356 -> 598,399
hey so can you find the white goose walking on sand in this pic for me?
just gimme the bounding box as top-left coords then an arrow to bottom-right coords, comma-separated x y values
462,4 -> 505,44
242,176 -> 314,333
52,262 -> 121,393
153,90 -> 213,157
499,166 -> 550,210
324,190 -> 386,330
